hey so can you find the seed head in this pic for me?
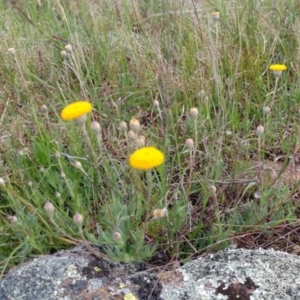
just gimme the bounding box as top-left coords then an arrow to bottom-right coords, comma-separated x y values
153,208 -> 168,219
211,11 -> 220,21
0,178 -> 5,185
55,192 -> 61,198
254,190 -> 261,199
113,232 -> 122,241
210,185 -> 217,194
7,215 -> 18,223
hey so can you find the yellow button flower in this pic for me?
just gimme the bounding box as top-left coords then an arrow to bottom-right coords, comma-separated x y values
269,64 -> 287,78
61,101 -> 92,122
269,64 -> 287,71
129,147 -> 164,171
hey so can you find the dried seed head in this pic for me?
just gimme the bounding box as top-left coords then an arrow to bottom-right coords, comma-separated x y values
189,107 -> 198,119
60,171 -> 66,179
185,138 -> 194,150
256,125 -> 265,137
7,215 -> 18,223
153,208 -> 168,219
8,48 -> 16,56
44,201 -> 55,215
27,181 -> 33,187
65,44 -> 73,54
153,100 -> 160,108
91,121 -> 101,134
73,212 -> 83,226
55,151 -> 61,158
0,178 -> 5,185
263,106 -> 271,115
119,121 -> 128,132
254,190 -> 261,199
211,11 -> 220,20
128,130 -> 136,140
60,50 -> 67,59
113,231 -> 122,240
129,119 -> 140,133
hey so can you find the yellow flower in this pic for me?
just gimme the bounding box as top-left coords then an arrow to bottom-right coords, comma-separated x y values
269,64 -> 287,71
124,293 -> 136,300
129,147 -> 164,171
61,101 -> 92,121
269,64 -> 287,79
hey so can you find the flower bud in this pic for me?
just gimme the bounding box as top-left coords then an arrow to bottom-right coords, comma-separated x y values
44,201 -> 55,216
263,106 -> 271,115
91,121 -> 101,134
128,130 -> 136,140
60,50 -> 67,59
8,48 -> 16,56
73,212 -> 83,226
129,119 -> 140,133
153,100 -> 160,108
136,135 -> 146,148
74,161 -> 83,169
119,121 -> 128,132
65,44 -> 73,54
189,107 -> 198,119
185,138 -> 194,150
256,125 -> 264,137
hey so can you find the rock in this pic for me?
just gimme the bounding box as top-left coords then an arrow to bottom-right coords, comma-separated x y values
1,245 -> 300,299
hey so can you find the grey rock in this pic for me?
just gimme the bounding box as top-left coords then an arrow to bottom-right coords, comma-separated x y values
1,246 -> 300,299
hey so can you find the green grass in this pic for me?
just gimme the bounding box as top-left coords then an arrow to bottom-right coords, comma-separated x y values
1,0 -> 300,275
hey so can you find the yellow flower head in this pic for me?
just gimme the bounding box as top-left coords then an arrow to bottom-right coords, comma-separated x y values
269,64 -> 287,72
61,101 -> 92,121
129,146 -> 164,171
